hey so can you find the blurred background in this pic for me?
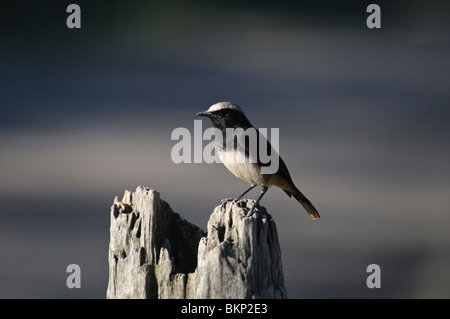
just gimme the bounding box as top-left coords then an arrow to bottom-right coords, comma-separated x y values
1,0 -> 449,298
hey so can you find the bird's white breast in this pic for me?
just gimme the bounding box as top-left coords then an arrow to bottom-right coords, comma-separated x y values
217,149 -> 268,186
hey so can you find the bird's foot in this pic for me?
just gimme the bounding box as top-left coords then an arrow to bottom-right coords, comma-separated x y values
247,202 -> 258,215
233,196 -> 242,203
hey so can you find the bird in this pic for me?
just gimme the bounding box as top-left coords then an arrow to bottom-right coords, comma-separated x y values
196,102 -> 320,220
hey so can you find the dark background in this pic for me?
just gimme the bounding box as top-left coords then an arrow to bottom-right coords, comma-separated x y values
1,0 -> 449,298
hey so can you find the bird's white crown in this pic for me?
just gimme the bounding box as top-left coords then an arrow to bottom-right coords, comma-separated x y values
207,102 -> 242,113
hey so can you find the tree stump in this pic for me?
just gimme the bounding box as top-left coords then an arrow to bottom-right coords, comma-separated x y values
107,186 -> 287,299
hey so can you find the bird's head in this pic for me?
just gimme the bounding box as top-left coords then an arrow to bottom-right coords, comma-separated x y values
196,102 -> 253,129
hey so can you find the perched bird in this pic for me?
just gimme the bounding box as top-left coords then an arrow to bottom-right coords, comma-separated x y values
197,102 -> 320,220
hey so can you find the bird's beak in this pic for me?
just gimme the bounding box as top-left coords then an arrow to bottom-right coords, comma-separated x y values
196,111 -> 211,117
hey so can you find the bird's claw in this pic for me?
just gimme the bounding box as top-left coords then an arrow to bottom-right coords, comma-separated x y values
248,203 -> 257,215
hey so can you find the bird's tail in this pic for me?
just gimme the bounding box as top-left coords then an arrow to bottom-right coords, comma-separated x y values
286,187 -> 320,220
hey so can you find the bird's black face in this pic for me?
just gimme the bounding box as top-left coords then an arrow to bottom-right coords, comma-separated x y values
196,108 -> 253,131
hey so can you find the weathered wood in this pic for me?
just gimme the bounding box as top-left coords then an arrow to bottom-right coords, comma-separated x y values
107,186 -> 287,299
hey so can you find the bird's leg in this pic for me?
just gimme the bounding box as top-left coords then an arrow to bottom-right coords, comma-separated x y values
249,186 -> 268,214
234,184 -> 257,202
